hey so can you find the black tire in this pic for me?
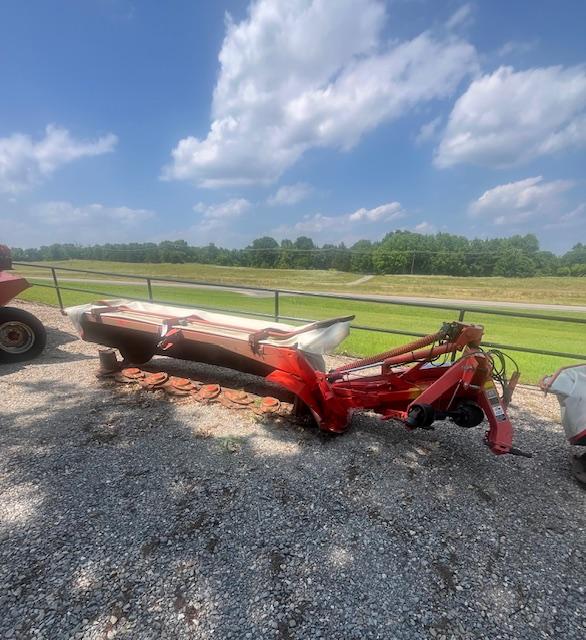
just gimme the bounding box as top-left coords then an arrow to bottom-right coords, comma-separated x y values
0,307 -> 47,363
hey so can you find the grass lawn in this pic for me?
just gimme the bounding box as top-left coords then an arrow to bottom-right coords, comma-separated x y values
13,259 -> 586,305
18,277 -> 586,385
14,261 -> 357,291
365,274 -> 586,306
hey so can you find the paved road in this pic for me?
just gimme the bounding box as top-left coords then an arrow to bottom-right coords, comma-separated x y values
26,276 -> 586,312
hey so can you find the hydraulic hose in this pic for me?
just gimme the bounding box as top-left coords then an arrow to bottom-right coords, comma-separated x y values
331,329 -> 446,375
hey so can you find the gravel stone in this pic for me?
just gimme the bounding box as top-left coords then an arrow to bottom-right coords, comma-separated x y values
0,301 -> 584,639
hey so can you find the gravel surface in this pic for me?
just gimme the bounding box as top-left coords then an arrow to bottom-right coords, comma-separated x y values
1,301 -> 584,640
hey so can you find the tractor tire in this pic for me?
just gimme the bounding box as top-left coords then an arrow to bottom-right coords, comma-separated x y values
0,306 -> 47,363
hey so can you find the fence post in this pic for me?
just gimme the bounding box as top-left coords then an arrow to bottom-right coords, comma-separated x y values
51,267 -> 65,313
274,290 -> 280,322
146,278 -> 153,301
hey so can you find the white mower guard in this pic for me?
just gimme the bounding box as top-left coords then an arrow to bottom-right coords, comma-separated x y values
541,364 -> 586,446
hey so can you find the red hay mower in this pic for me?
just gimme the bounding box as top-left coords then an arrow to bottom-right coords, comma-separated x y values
68,298 -> 528,458
0,245 -> 47,364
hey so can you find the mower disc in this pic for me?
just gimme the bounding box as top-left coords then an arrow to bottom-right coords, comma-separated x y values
195,384 -> 221,402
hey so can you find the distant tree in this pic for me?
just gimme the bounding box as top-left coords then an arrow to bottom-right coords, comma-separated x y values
277,239 -> 294,269
312,244 -> 336,270
10,229 -> 582,279
570,263 -> 586,276
430,252 -> 467,276
493,250 -> 536,277
533,251 -> 558,275
372,249 -> 410,274
293,236 -> 314,250
292,236 -> 314,269
332,244 -> 351,271
562,243 -> 586,267
248,236 -> 279,268
505,234 -> 540,254
350,240 -> 373,273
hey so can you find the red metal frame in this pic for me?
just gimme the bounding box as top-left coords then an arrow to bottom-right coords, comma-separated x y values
0,244 -> 30,306
0,271 -> 30,306
266,324 -> 515,455
74,302 -> 523,457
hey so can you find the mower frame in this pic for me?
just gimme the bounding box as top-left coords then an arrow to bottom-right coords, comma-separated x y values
69,300 -> 525,457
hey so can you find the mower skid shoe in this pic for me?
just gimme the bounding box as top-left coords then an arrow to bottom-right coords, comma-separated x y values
479,381 -> 514,455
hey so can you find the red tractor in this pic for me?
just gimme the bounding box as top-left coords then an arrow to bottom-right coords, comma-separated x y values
0,245 -> 46,363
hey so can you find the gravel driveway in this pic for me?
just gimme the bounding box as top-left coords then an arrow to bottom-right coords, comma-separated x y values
1,302 -> 584,640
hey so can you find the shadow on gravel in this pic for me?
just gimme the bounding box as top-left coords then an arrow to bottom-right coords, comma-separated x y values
139,357 -> 297,404
0,356 -> 584,640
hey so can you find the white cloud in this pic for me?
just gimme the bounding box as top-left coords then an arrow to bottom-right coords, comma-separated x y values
414,221 -> 436,234
165,199 -> 251,247
446,4 -> 473,30
468,176 -> 574,226
267,182 -> 312,206
287,213 -> 340,235
435,65 -> 586,168
163,0 -> 477,188
34,201 -> 154,225
2,200 -> 155,246
0,125 -> 117,193
194,198 -> 251,220
348,201 -> 403,222
543,203 -> 586,230
415,116 -> 442,145
273,200 -> 406,240
497,40 -> 537,58
192,198 -> 252,236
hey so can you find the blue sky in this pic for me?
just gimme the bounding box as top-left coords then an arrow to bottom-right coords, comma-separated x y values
1,0 -> 585,253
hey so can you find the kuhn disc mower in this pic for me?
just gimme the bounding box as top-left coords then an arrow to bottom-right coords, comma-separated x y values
0,245 -> 47,363
67,299 -> 527,457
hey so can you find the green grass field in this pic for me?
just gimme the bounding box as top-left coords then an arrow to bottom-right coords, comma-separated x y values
14,259 -> 586,305
16,270 -> 586,385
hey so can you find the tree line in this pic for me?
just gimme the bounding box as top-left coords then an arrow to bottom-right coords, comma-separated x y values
10,232 -> 586,277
